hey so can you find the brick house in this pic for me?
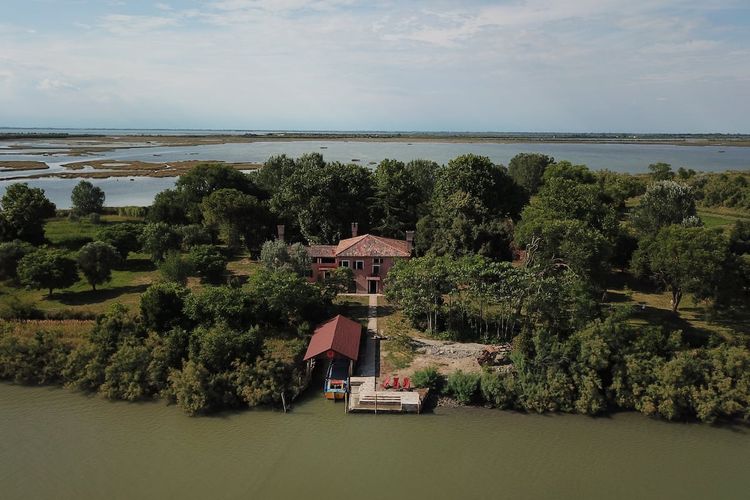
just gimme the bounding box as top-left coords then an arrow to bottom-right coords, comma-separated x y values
303,223 -> 413,294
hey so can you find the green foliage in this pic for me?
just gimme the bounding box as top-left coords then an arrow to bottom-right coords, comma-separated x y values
318,266 -> 354,301
479,371 -> 516,408
179,224 -> 214,250
149,189 -> 191,225
446,370 -> 480,404
158,251 -> 193,285
167,360 -> 212,416
188,323 -> 260,372
729,220 -> 750,255
411,366 -> 444,392
183,286 -> 254,329
140,282 -> 189,332
97,222 -> 143,260
631,225 -> 734,312
0,239 -> 34,281
690,172 -> 750,210
17,248 -> 79,297
424,154 -> 526,259
71,180 -> 105,216
77,241 -> 121,291
188,245 -> 227,283
201,188 -> 270,251
139,222 -> 181,262
270,153 -> 374,244
255,154 -> 296,194
631,181 -> 696,235
508,153 -> 554,195
99,339 -> 153,401
648,162 -> 674,181
372,158 -> 437,237
259,239 -> 310,275
0,183 -> 56,244
0,329 -> 70,384
250,268 -> 326,327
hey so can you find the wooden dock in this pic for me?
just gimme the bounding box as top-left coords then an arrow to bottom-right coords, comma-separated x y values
347,377 -> 426,413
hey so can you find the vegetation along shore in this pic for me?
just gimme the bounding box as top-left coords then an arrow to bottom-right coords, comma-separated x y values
1,153 -> 748,422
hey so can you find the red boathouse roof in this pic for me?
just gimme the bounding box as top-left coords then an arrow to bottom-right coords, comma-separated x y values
303,315 -> 362,361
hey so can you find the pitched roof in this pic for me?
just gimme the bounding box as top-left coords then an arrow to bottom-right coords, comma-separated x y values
308,245 -> 337,258
334,234 -> 411,257
303,315 -> 362,361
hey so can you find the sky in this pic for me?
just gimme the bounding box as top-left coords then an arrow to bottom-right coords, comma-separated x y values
1,0 -> 749,132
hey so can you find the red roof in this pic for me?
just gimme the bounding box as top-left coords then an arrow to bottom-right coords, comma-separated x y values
308,245 -> 337,258
335,234 -> 411,258
303,315 -> 362,361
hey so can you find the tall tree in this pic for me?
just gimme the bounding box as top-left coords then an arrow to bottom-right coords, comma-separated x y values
508,153 -> 555,195
77,241 -> 121,291
270,155 -> 374,244
17,248 -> 79,297
631,226 -> 733,312
0,183 -> 56,244
200,188 -> 270,251
97,223 -> 143,260
631,181 -> 696,235
71,180 -> 105,216
424,154 -> 527,259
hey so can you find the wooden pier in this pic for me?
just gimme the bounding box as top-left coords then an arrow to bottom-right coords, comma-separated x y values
347,377 -> 425,413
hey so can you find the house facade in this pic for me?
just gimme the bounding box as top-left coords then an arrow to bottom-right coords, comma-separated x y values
306,223 -> 413,294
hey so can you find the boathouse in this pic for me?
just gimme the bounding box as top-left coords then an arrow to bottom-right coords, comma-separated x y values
303,315 -> 362,400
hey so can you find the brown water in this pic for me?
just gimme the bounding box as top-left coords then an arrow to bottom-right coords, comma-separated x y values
1,383 -> 748,500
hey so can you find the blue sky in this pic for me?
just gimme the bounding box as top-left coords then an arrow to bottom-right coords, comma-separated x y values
1,0 -> 749,132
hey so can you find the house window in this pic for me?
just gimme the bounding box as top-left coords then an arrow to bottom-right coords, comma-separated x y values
340,260 -> 350,268
354,260 -> 364,270
323,271 -> 331,279
321,257 -> 335,264
372,264 -> 381,275
374,258 -> 384,264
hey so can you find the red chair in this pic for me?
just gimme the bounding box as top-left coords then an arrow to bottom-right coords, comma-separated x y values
381,375 -> 391,389
392,375 -> 400,390
402,377 -> 411,391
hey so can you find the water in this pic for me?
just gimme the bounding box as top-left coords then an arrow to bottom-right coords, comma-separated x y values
1,383 -> 748,500
1,140 -> 749,207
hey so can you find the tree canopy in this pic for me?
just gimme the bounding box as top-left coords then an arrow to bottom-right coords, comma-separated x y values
71,181 -> 105,216
0,183 -> 56,244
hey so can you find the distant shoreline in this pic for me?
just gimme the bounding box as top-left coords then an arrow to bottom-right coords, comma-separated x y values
3,132 -> 750,148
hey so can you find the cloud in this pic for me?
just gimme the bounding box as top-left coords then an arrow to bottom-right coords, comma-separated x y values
99,14 -> 178,35
0,0 -> 748,131
36,78 -> 79,91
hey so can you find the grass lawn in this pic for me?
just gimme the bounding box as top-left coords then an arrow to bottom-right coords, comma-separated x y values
605,271 -> 749,345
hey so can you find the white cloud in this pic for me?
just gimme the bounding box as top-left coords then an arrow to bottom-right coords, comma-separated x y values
99,14 -> 178,35
36,78 -> 79,91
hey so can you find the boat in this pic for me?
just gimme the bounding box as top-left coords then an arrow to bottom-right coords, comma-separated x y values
324,357 -> 350,400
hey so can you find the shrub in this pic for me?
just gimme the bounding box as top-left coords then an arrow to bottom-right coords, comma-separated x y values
446,370 -> 480,405
0,239 -> 34,281
479,370 -> 516,408
188,245 -> 227,283
411,366 -> 444,393
158,251 -> 193,285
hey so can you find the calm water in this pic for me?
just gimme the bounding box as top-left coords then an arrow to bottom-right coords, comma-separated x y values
1,140 -> 750,207
1,383 -> 748,500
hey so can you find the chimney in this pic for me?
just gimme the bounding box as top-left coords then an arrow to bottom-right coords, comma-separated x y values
405,230 -> 415,253
351,222 -> 359,238
277,224 -> 285,242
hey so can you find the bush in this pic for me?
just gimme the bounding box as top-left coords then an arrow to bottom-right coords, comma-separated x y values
0,329 -> 70,384
411,366 -> 444,392
446,370 -> 480,405
158,251 -> 193,285
0,239 -> 34,281
188,245 -> 227,283
479,370 -> 516,408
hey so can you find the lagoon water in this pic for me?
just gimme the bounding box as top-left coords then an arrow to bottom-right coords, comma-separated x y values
1,383 -> 749,500
1,140 -> 750,208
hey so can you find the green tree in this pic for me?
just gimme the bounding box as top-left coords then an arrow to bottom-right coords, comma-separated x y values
632,226 -> 733,312
149,189 -> 191,225
425,154 -> 527,259
168,360 -> 212,416
77,241 -> 121,291
372,158 -> 436,237
648,162 -> 674,181
97,223 -> 143,261
0,183 -> 56,244
183,286 -> 255,329
255,154 -> 296,194
201,188 -> 270,250
249,268 -> 325,327
0,240 -> 34,282
140,282 -> 189,332
179,224 -> 214,250
188,245 -> 227,283
270,154 -> 374,244
158,251 -> 193,285
631,181 -> 696,235
508,153 -> 555,195
71,180 -> 105,216
319,266 -> 354,301
259,239 -> 310,275
17,248 -> 78,297
139,222 -> 181,262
